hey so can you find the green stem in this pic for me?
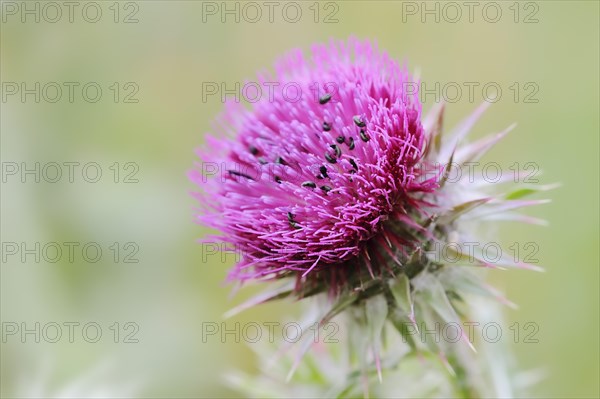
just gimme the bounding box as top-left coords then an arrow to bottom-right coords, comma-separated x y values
446,353 -> 478,399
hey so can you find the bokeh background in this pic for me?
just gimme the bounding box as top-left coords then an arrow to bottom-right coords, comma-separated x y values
1,1 -> 598,397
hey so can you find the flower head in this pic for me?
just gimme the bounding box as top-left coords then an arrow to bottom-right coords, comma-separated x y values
191,38 -> 438,293
191,38 -> 552,395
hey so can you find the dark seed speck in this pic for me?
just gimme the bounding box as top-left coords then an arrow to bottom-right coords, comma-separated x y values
319,165 -> 329,178
360,129 -> 370,142
287,212 -> 300,229
319,93 -> 332,104
353,115 -> 366,127
330,144 -> 342,158
348,137 -> 355,150
228,170 -> 255,181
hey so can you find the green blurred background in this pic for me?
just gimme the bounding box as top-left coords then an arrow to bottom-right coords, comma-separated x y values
1,1 -> 598,397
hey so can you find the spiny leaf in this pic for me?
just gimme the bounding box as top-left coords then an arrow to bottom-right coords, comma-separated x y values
389,275 -> 419,351
437,198 -> 492,225
319,291 -> 360,325
439,146 -> 457,188
439,101 -> 490,162
223,283 -> 294,319
389,275 -> 417,327
437,268 -> 517,309
504,183 -> 560,200
455,123 -> 516,164
414,274 -> 476,353
474,199 -> 551,218
423,102 -> 445,152
365,295 -> 388,382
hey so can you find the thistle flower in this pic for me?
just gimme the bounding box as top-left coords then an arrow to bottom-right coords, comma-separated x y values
190,38 -> 551,396
192,39 -> 438,292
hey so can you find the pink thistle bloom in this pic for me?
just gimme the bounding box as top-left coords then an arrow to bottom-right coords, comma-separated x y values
190,38 -> 439,294
191,38 -> 552,394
